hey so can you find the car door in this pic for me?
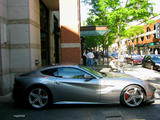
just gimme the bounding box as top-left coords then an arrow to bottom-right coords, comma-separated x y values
53,67 -> 100,102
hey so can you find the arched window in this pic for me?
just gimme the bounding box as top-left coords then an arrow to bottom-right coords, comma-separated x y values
153,24 -> 157,38
141,36 -> 144,41
132,39 -> 134,43
147,27 -> 151,32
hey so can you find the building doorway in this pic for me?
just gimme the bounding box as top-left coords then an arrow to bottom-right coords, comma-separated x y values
53,15 -> 60,63
40,1 -> 50,66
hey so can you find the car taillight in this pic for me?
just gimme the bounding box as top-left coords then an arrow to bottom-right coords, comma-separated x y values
14,81 -> 23,89
16,86 -> 22,89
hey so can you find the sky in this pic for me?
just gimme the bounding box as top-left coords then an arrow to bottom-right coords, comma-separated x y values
80,0 -> 91,25
80,0 -> 160,26
152,0 -> 160,13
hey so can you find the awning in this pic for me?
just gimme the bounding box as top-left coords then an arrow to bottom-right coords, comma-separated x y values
80,26 -> 110,36
80,30 -> 110,36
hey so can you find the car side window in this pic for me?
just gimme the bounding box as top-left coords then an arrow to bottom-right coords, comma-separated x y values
57,68 -> 89,79
41,68 -> 58,77
145,56 -> 150,61
147,56 -> 151,61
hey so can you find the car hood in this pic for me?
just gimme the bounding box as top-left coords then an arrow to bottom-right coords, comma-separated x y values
100,72 -> 146,87
105,72 -> 138,79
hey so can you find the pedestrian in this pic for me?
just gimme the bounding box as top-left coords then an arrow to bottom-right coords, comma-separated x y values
109,56 -> 117,71
82,49 -> 87,66
155,49 -> 158,55
86,49 -> 95,68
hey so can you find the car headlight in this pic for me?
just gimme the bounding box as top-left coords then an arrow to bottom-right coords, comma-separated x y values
155,63 -> 160,66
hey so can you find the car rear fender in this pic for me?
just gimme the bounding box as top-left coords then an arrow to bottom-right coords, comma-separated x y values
24,84 -> 54,102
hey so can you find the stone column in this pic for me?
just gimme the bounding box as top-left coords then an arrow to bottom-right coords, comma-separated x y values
0,0 -> 42,95
59,0 -> 81,64
0,0 -> 11,95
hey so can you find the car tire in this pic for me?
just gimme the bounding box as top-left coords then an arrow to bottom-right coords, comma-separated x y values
120,85 -> 145,107
26,86 -> 52,109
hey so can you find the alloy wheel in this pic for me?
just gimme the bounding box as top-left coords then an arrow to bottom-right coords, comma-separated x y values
122,86 -> 144,107
28,88 -> 49,109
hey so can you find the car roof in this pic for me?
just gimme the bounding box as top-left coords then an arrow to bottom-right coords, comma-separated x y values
39,64 -> 80,71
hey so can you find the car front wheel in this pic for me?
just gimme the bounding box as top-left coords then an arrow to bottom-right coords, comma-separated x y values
120,85 -> 145,107
26,87 -> 51,109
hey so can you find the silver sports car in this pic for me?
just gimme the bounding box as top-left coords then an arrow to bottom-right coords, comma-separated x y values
13,65 -> 156,109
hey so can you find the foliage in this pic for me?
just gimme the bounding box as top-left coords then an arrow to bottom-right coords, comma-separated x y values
147,19 -> 156,25
84,36 -> 102,49
85,0 -> 156,36
84,0 -> 157,66
124,25 -> 145,39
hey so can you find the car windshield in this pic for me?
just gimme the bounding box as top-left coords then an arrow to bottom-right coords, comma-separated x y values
79,65 -> 103,78
151,55 -> 160,61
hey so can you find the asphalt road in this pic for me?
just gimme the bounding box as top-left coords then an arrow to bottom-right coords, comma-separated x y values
0,64 -> 160,120
0,99 -> 160,120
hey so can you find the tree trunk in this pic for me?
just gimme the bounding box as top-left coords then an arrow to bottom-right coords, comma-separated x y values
117,41 -> 121,68
102,46 -> 105,64
117,24 -> 121,68
106,45 -> 109,66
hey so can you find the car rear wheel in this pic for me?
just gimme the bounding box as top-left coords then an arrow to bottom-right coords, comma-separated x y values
120,85 -> 145,107
26,87 -> 51,109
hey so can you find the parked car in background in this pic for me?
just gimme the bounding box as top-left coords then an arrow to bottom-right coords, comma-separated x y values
142,54 -> 160,70
126,55 -> 143,65
111,53 -> 118,59
13,65 -> 155,109
104,51 -> 112,58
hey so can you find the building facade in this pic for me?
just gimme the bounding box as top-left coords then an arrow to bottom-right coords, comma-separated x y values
127,16 -> 160,55
0,0 -> 81,95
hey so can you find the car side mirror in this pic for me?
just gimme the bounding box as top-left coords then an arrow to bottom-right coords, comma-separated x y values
99,72 -> 107,77
84,74 -> 93,81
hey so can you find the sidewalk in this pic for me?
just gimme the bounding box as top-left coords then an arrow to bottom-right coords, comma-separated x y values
95,64 -> 160,88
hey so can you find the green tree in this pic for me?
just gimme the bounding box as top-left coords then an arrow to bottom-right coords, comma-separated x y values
84,0 -> 157,67
124,25 -> 145,54
85,36 -> 101,49
85,3 -> 116,65
124,25 -> 145,39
